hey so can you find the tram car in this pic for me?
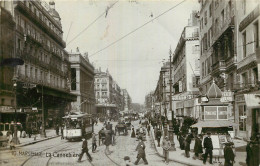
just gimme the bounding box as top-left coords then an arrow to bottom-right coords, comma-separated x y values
63,112 -> 93,141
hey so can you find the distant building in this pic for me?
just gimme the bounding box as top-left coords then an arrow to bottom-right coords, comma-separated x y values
94,68 -> 124,117
122,89 -> 132,112
69,50 -> 95,114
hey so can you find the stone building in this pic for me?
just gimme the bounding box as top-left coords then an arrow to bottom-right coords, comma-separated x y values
69,50 -> 95,114
172,11 -> 200,119
0,1 -> 76,130
122,89 -> 132,112
198,0 -> 236,125
234,1 -> 260,139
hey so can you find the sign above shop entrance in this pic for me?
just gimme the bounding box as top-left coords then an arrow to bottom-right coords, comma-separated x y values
220,91 -> 234,102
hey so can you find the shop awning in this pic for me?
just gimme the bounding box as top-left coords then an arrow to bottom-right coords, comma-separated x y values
191,120 -> 238,128
200,98 -> 228,106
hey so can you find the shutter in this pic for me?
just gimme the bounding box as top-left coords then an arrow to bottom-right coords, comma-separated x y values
192,77 -> 196,88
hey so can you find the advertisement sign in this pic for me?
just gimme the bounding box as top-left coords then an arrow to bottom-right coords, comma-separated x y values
256,47 -> 260,82
220,91 -> 234,102
244,94 -> 260,108
179,81 -> 182,92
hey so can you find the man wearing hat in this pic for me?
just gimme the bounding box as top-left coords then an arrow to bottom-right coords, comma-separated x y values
134,137 -> 148,165
162,136 -> 171,164
224,142 -> 235,166
78,136 -> 92,162
203,132 -> 213,164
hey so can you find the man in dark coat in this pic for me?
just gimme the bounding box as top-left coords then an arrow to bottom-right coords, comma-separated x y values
78,137 -> 92,162
156,128 -> 162,147
203,132 -> 213,164
185,134 -> 192,158
246,136 -> 259,166
178,134 -> 185,150
193,134 -> 203,160
224,142 -> 235,166
134,137 -> 148,165
147,125 -> 150,136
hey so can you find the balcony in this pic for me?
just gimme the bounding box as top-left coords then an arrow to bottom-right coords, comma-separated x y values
230,83 -> 259,92
16,1 -> 66,48
225,56 -> 237,72
211,60 -> 226,75
237,53 -> 257,73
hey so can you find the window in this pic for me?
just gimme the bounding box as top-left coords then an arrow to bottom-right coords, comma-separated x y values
242,72 -> 248,87
207,57 -> 211,74
1,99 -> 5,105
204,106 -> 228,120
254,21 -> 259,50
204,11 -> 207,25
242,31 -> 247,58
11,100 -> 14,106
252,67 -> 258,84
40,71 -> 43,81
239,105 -> 247,131
242,0 -> 246,14
221,10 -> 224,27
30,67 -> 33,78
17,38 -> 21,50
202,62 -> 205,77
71,68 -> 76,90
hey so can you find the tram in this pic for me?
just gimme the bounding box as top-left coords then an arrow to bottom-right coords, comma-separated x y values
63,112 -> 93,141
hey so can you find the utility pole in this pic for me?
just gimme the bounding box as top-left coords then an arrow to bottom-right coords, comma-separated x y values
168,47 -> 176,151
162,72 -> 168,137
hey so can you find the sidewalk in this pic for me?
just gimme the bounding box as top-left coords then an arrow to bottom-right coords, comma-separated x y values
0,129 -> 59,150
150,127 -> 247,166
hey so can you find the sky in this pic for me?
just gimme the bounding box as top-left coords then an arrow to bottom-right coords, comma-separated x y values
54,0 -> 199,104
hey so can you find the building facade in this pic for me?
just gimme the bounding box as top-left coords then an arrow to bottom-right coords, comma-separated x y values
0,1 -> 76,130
69,50 -> 95,114
235,1 -> 260,139
198,0 -> 236,125
172,11 -> 200,119
122,89 -> 132,112
94,68 -> 123,118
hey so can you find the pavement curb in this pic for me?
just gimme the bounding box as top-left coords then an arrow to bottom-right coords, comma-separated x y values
150,129 -> 201,166
17,135 -> 60,147
0,135 -> 59,150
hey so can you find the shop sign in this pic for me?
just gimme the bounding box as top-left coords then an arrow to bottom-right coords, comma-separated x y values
240,116 -> 247,119
244,94 -> 260,108
0,106 -> 14,112
172,94 -> 197,101
220,91 -> 234,102
256,47 -> 260,82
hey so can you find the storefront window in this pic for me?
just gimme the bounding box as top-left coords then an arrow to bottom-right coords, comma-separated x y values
218,106 -> 228,119
204,106 -> 217,120
204,106 -> 228,120
239,105 -> 247,131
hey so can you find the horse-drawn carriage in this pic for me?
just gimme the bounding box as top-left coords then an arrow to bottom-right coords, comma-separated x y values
115,122 -> 128,135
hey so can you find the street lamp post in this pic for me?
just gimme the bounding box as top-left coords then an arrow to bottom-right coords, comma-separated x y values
168,47 -> 176,151
12,73 -> 19,144
162,74 -> 168,137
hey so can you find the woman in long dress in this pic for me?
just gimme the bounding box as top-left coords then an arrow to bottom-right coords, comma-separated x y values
131,127 -> 136,138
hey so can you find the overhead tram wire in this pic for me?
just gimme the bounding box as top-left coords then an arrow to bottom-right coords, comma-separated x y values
67,1 -> 119,46
89,0 -> 187,57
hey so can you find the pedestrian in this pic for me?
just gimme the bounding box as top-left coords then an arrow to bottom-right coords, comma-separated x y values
19,125 -> 23,138
92,132 -> 97,152
246,136 -> 259,166
78,136 -> 92,162
224,142 -> 235,166
193,134 -> 203,160
112,129 -> 115,145
55,125 -> 59,135
156,128 -> 162,147
162,136 -> 171,164
131,127 -> 136,138
10,122 -> 14,137
134,137 -> 148,165
61,126 -> 64,140
27,126 -> 32,138
147,124 -> 150,136
184,134 -> 192,158
104,130 -> 112,155
203,132 -> 213,164
124,156 -> 132,166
